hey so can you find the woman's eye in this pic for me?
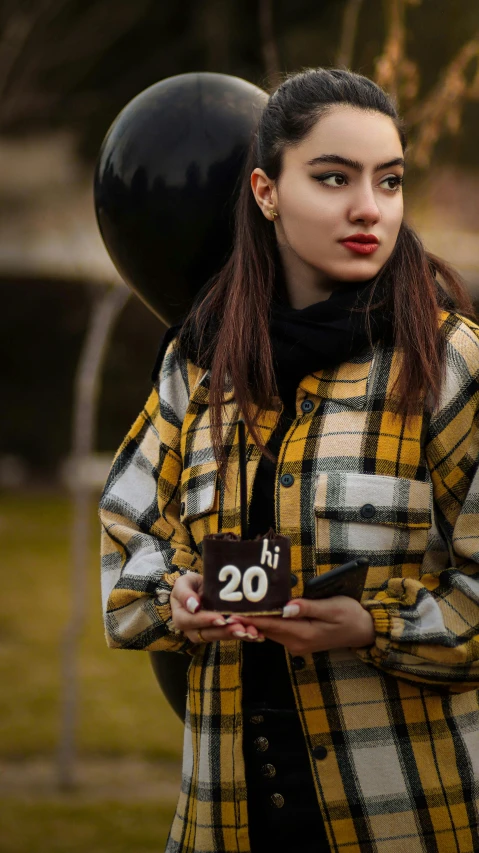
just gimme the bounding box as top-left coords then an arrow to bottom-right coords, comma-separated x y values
316,173 -> 347,187
314,173 -> 403,190
380,175 -> 403,191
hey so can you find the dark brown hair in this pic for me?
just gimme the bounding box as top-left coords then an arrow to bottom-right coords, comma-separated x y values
178,68 -> 474,482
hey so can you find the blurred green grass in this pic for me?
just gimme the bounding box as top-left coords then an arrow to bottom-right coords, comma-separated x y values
0,492 -> 185,852
0,801 -> 172,853
0,492 -> 184,759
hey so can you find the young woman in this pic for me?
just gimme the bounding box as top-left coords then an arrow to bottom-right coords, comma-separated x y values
99,68 -> 479,853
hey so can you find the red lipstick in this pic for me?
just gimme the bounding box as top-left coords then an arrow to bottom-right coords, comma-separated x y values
341,233 -> 379,255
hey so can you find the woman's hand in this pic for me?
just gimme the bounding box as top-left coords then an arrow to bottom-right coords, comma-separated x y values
229,596 -> 375,656
170,573 -> 265,644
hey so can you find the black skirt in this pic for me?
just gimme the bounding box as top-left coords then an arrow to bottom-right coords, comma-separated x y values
242,640 -> 331,853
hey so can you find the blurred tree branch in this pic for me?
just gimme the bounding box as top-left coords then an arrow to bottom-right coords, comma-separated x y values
0,0 -> 149,129
407,34 -> 479,166
374,0 -> 420,106
0,0 -> 69,105
374,0 -> 479,167
259,0 -> 281,89
335,0 -> 363,69
197,0 -> 231,72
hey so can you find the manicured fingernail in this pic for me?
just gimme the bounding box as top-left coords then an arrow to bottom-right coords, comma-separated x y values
245,632 -> 257,640
233,630 -> 248,639
213,617 -> 227,626
225,616 -> 241,624
283,603 -> 300,618
254,636 -> 266,642
186,596 -> 199,614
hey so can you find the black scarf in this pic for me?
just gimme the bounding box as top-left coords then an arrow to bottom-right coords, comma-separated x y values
154,278 -> 392,405
269,279 -> 391,416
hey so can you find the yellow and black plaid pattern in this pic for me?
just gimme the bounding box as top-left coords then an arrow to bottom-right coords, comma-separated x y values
100,311 -> 479,852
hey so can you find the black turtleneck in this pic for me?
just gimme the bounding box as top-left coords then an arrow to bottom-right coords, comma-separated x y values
242,279 -> 384,707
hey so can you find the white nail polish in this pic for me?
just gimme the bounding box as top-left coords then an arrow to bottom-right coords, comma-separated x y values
186,596 -> 199,614
245,633 -> 257,640
213,617 -> 227,626
283,603 -> 300,618
233,630 -> 248,639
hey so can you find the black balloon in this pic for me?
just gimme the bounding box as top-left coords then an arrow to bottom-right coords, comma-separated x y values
148,650 -> 190,722
94,72 -> 268,326
95,72 -> 268,720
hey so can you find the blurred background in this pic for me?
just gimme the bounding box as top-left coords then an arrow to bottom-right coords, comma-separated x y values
1,1 -> 479,851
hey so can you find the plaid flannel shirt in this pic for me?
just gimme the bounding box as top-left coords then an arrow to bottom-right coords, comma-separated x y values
100,311 -> 479,853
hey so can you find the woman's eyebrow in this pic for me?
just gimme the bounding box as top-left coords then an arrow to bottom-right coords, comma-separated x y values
306,154 -> 405,171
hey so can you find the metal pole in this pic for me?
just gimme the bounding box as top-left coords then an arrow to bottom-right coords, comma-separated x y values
57,283 -> 129,790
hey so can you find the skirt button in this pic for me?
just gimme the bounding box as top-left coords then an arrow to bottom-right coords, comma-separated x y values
312,745 -> 328,760
271,793 -> 285,808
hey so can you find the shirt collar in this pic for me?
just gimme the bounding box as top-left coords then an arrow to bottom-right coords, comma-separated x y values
190,348 -> 376,410
298,348 -> 375,410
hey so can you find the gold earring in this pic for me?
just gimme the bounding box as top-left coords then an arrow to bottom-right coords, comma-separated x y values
270,208 -> 279,220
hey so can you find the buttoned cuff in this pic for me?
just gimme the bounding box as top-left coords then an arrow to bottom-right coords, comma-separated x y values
153,568 -> 198,654
355,598 -> 395,667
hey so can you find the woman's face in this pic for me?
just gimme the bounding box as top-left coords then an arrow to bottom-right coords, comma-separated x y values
252,105 -> 405,296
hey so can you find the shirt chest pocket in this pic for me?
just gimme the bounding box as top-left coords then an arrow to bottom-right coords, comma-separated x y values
179,460 -> 220,554
314,472 -> 432,597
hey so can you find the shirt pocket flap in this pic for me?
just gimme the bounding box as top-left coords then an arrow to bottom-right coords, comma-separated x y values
314,472 -> 432,530
180,460 -> 219,523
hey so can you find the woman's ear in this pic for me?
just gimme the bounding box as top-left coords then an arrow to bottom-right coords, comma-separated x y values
251,168 -> 277,221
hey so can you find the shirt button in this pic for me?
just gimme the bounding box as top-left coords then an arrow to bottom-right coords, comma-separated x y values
312,745 -> 328,760
360,503 -> 376,519
290,573 -> 298,587
280,473 -> 294,487
180,501 -> 185,515
291,656 -> 305,671
254,736 -> 269,752
271,793 -> 285,808
261,763 -> 276,778
249,715 -> 264,725
301,399 -> 314,413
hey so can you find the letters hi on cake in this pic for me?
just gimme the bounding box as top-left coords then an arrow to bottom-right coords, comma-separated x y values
201,529 -> 292,615
260,539 -> 280,570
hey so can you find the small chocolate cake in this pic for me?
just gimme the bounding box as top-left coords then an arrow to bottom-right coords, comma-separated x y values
202,528 -> 292,615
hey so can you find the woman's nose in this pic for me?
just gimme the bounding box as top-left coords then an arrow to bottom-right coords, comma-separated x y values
348,184 -> 380,225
